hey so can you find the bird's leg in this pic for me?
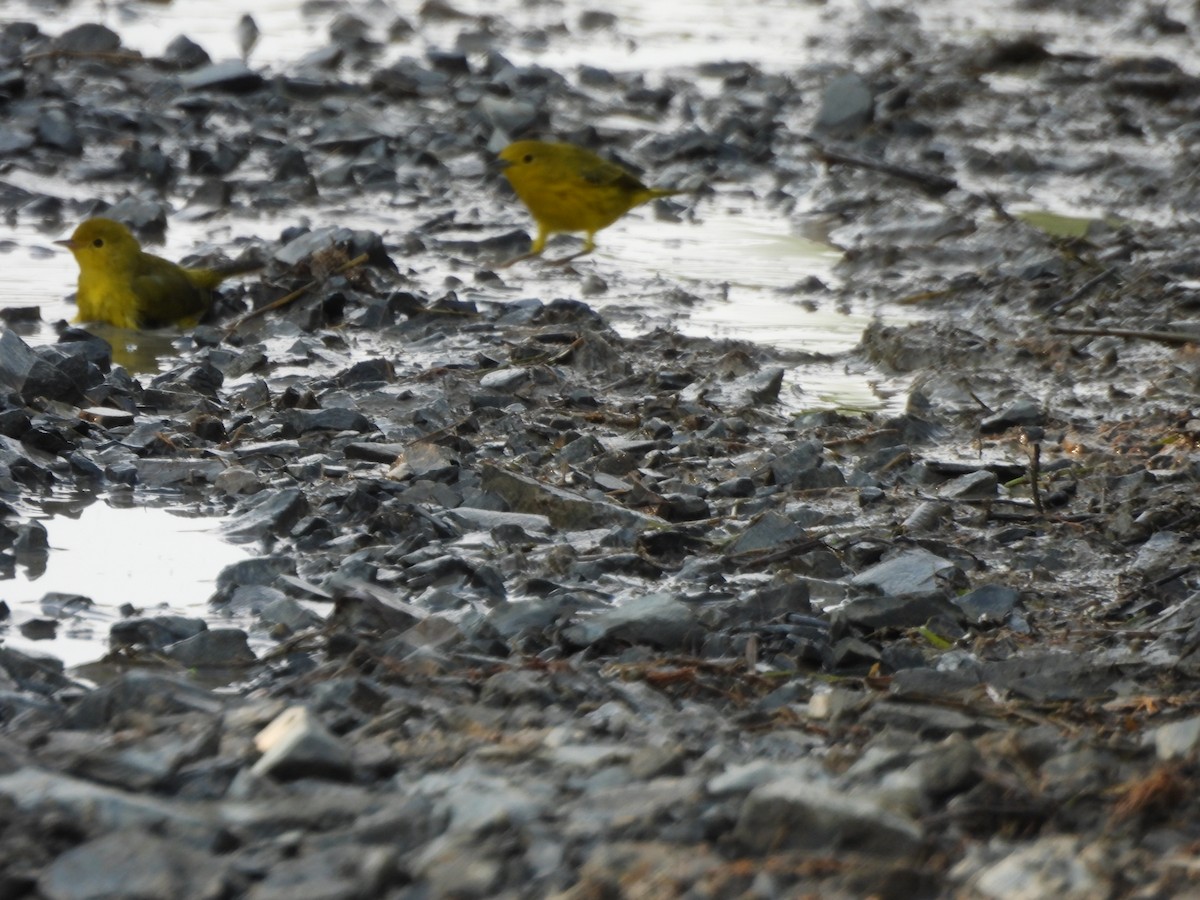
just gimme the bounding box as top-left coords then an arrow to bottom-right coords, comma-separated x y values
496,226 -> 547,269
547,233 -> 596,266
497,250 -> 540,269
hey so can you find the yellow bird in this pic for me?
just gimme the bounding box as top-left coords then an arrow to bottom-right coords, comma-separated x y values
497,140 -> 681,266
56,217 -> 254,329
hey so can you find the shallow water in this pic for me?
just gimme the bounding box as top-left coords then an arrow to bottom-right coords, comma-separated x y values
1,502 -> 250,666
1,0 -> 866,365
0,0 -> 911,665
14,0 -> 1173,665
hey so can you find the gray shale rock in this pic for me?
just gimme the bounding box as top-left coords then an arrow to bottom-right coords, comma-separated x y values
39,830 -> 226,900
733,778 -> 923,856
252,706 -> 354,781
480,463 -> 660,530
561,593 -> 703,651
162,628 -> 257,668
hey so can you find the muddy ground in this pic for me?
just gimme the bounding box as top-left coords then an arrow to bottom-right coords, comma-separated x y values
1,1 -> 1200,897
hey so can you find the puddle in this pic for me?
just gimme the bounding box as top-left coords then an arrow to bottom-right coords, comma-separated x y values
1,0 -> 325,72
0,502 -> 251,667
0,0 -> 920,666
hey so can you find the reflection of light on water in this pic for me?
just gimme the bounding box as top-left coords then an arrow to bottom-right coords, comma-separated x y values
1,0 -> 822,77
613,203 -> 842,291
1,503 -> 249,666
493,0 -> 824,74
3,222 -> 74,331
1,0 -> 323,71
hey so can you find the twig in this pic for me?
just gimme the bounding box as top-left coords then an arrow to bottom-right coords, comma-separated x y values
1026,435 -> 1043,516
1049,324 -> 1200,346
1046,267 -> 1119,315
813,145 -> 958,196
223,252 -> 369,334
24,49 -> 148,66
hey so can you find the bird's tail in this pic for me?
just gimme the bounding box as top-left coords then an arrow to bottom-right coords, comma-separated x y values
634,187 -> 686,207
185,255 -> 264,289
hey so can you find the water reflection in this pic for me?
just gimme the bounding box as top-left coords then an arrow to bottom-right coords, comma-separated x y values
86,324 -> 196,374
1,501 -> 249,666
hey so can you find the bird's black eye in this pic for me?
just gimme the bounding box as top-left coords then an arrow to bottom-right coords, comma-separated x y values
92,238 -> 104,248
523,153 -> 534,164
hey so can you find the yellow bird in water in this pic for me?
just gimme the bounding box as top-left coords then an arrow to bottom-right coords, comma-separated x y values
56,217 -> 254,330
496,140 -> 682,266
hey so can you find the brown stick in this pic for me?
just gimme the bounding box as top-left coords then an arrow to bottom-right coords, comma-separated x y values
224,252 -> 369,334
813,146 -> 958,196
1049,324 -> 1200,346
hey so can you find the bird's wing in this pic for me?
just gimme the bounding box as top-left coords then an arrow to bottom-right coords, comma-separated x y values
131,259 -> 210,327
578,156 -> 648,193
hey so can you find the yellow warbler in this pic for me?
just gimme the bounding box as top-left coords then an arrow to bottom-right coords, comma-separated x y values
497,140 -> 681,266
56,217 -> 254,330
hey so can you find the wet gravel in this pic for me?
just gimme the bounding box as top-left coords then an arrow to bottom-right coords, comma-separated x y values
2,1 -> 1200,897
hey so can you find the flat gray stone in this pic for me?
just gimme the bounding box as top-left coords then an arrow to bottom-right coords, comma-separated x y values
252,706 -> 353,781
180,60 -> 265,92
851,549 -> 965,597
816,72 -> 874,134
561,593 -> 702,650
39,830 -> 225,900
480,463 -> 659,530
1149,714 -> 1200,760
734,778 -> 922,856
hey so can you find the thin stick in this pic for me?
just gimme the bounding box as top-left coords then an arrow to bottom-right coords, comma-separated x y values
224,252 -> 369,334
1050,324 -> 1200,346
813,146 -> 958,196
1027,440 -> 1043,516
1046,267 -> 1118,314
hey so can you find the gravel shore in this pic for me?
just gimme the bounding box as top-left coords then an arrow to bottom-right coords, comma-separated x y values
2,2 -> 1200,897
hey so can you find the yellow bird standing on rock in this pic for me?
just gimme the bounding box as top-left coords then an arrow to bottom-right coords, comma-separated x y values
497,140 -> 682,267
56,217 -> 255,330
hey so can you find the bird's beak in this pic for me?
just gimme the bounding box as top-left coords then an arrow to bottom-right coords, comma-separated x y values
489,157 -> 512,174
53,238 -> 77,250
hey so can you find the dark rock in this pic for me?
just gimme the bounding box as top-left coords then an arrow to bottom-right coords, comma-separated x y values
110,615 -> 207,651
726,511 -> 806,557
562,593 -> 703,650
53,23 -> 121,53
0,330 -> 76,402
179,60 -> 265,92
815,72 -> 875,134
38,830 -> 225,900
938,469 -> 998,500
35,110 -> 83,155
955,584 -> 1019,624
162,34 -> 210,70
66,671 -> 224,728
133,459 -> 226,487
480,463 -> 659,530
734,778 -> 921,855
225,490 -> 310,540
214,556 -> 297,597
252,706 -> 353,780
980,398 -> 1043,433
834,592 -> 967,631
161,628 -> 256,668
18,618 -> 56,640
851,549 -> 967,599
0,126 -> 33,155
655,493 -> 709,521
277,407 -> 375,436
